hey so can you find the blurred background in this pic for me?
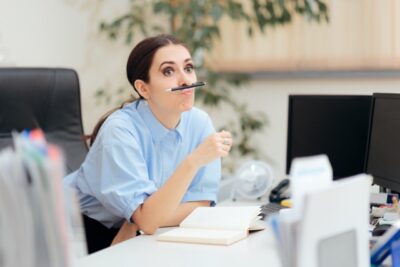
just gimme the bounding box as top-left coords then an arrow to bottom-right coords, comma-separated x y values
1,0 -> 399,181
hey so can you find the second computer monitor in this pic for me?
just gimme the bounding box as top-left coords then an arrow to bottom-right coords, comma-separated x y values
366,93 -> 400,192
286,95 -> 372,179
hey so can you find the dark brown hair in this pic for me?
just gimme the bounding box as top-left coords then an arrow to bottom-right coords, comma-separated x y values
87,34 -> 185,146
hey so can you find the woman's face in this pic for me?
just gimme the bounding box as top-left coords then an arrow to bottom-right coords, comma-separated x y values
139,44 -> 197,115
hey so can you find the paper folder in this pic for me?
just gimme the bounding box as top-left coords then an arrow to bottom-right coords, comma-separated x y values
296,174 -> 370,267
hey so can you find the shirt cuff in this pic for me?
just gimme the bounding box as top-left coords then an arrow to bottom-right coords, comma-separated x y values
123,193 -> 149,223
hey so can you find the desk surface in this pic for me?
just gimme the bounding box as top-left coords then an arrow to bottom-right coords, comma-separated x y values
75,226 -> 281,267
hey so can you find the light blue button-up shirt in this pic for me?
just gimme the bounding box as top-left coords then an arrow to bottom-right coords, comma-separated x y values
64,100 -> 221,228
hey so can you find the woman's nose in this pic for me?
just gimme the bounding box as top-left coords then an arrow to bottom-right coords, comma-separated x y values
177,70 -> 193,86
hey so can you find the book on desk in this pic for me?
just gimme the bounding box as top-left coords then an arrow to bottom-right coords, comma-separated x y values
157,206 -> 265,245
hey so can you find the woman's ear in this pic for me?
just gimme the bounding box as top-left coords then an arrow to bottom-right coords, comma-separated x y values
134,80 -> 150,100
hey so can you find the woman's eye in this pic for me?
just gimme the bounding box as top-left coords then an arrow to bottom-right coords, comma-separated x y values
163,67 -> 174,76
184,64 -> 195,73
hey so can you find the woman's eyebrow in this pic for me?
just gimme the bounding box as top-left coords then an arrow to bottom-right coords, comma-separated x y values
159,58 -> 193,70
159,61 -> 175,70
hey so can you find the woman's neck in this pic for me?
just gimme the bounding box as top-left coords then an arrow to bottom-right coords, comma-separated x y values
147,103 -> 180,130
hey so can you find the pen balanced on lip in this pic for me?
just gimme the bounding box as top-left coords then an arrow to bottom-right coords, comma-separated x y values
165,81 -> 206,92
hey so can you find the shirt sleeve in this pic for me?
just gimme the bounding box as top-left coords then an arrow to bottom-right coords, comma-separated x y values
77,119 -> 157,222
181,113 -> 221,206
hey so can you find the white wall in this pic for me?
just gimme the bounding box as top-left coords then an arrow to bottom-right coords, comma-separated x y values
0,1 -> 87,67
2,0 -> 400,181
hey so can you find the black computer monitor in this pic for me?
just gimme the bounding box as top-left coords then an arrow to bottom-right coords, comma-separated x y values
286,95 -> 372,180
366,93 -> 400,192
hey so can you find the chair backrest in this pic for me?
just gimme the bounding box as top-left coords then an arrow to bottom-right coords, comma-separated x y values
0,68 -> 88,173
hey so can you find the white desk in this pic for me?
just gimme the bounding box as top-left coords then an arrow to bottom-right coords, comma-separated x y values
75,226 -> 281,267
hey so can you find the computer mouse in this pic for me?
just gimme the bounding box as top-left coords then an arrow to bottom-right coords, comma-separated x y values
372,224 -> 392,237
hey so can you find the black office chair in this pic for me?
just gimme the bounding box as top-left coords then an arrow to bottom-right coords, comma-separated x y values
0,68 -> 119,253
0,67 -> 88,173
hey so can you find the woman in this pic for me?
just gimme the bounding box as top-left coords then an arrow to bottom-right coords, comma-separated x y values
64,34 -> 232,253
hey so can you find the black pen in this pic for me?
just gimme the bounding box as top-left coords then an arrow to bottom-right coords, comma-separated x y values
165,81 -> 206,92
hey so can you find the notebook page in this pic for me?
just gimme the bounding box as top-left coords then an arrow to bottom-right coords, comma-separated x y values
180,206 -> 261,231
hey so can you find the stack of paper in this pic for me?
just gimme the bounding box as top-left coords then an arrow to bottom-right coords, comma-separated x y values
0,129 -> 84,267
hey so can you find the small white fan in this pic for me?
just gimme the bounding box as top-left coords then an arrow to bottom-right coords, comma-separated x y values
231,160 -> 275,201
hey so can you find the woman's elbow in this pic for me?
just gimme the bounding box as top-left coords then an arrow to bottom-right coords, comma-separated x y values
136,222 -> 158,235
132,214 -> 159,235
141,226 -> 158,235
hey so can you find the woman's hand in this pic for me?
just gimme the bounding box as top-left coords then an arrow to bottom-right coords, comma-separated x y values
111,221 -> 139,246
188,130 -> 233,168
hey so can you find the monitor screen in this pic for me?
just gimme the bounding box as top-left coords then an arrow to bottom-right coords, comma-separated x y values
366,93 -> 400,192
286,95 -> 372,180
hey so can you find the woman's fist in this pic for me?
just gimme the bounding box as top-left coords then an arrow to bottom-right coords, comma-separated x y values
188,130 -> 233,168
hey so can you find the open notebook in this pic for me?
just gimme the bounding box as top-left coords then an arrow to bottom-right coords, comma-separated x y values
157,206 -> 265,245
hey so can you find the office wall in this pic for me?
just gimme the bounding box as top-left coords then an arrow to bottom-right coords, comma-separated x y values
1,0 -> 400,181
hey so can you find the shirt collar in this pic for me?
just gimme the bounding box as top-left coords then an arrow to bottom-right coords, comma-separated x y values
175,115 -> 185,140
137,100 -> 183,143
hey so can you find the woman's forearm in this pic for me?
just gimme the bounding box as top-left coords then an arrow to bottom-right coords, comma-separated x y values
111,221 -> 139,246
132,157 -> 199,234
113,201 -> 209,245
